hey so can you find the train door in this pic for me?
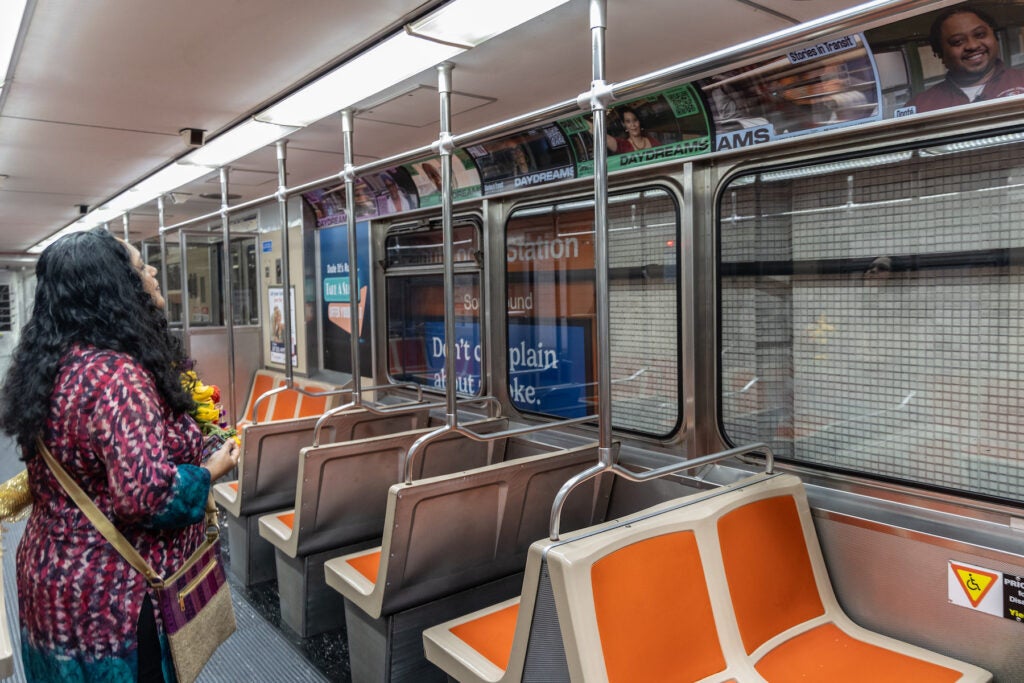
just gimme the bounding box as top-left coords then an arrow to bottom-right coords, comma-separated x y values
143,225 -> 262,423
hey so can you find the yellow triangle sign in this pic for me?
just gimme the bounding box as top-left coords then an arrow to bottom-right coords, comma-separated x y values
950,563 -> 998,607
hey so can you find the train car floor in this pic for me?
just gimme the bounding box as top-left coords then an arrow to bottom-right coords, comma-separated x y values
0,437 -> 349,682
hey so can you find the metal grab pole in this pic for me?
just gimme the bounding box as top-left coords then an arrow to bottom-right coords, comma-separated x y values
219,167 -> 238,425
437,62 -> 458,428
590,0 -> 613,466
157,196 -> 170,323
122,213 -> 130,242
275,141 -> 294,385
179,227 -> 191,346
341,110 -> 362,405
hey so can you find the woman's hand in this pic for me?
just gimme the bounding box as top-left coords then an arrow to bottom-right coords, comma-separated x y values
203,438 -> 240,482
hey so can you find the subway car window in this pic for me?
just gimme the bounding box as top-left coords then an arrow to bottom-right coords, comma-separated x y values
385,224 -> 483,395
719,132 -> 1024,502
506,188 -> 679,436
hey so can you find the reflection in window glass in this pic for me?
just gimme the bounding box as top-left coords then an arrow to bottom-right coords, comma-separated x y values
506,189 -> 679,436
385,222 -> 483,397
385,225 -> 479,267
230,237 -> 260,325
719,134 -> 1024,502
386,273 -> 481,396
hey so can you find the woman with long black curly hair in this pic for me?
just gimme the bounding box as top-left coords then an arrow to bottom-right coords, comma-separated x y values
0,228 -> 239,682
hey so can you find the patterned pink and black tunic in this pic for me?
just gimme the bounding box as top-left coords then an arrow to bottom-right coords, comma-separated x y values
17,344 -> 211,681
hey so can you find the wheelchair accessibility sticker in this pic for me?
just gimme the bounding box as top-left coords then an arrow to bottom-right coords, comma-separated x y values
949,560 -> 1024,622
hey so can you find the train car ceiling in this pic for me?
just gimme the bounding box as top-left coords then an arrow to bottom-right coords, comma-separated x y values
1,0 -> 873,256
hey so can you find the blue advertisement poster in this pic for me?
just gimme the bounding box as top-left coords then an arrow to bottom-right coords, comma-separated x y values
507,319 -> 591,418
422,320 -> 482,396
319,222 -> 372,374
417,319 -> 481,395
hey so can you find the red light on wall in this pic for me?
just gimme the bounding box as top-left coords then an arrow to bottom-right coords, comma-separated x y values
665,240 -> 675,248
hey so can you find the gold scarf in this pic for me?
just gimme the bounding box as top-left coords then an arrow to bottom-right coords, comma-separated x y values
0,469 -> 31,522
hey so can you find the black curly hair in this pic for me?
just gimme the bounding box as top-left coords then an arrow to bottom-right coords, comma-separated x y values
0,228 -> 194,459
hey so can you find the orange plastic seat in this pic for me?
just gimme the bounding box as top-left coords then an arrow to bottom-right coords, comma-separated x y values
244,371 -> 277,424
717,494 -> 824,654
345,549 -> 381,584
755,622 -> 963,682
591,531 -> 726,682
295,383 -> 329,417
270,382 -> 299,421
449,603 -> 519,671
426,473 -> 992,683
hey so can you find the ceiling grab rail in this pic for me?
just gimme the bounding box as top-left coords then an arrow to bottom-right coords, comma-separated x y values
549,442 -> 775,540
308,110 -> 500,446
157,0 -> 943,240
400,63 -> 595,484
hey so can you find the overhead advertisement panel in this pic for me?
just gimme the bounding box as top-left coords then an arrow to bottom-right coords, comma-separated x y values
560,83 -> 712,175
304,167 -> 423,225
464,124 -> 575,194
403,150 -> 482,207
865,2 -> 1024,119
698,33 -> 882,153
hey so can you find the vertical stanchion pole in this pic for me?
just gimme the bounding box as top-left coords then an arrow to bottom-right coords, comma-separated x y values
122,213 -> 130,242
157,196 -> 170,324
341,110 -> 362,405
219,167 -> 238,425
590,0 -> 614,465
437,62 -> 458,428
179,227 -> 191,352
275,141 -> 294,386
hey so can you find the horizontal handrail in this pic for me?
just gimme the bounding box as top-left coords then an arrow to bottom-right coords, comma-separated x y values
310,382 -> 425,445
310,389 -> 503,447
249,384 -> 354,426
402,414 -> 595,484
549,442 -> 774,540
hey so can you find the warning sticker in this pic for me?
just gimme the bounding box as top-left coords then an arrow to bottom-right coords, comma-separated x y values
1005,574 -> 1024,623
950,562 -> 999,609
948,560 -> 1024,624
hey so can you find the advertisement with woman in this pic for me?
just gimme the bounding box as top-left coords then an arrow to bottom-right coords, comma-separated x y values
559,83 -> 711,174
404,150 -> 482,207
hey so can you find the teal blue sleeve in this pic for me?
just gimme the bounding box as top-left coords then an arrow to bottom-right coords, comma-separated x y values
150,464 -> 211,529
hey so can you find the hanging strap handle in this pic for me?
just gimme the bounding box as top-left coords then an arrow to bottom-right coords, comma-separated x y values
36,436 -> 167,586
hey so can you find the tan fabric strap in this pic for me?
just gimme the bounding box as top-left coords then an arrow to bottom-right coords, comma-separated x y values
35,435 -> 216,589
